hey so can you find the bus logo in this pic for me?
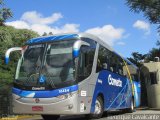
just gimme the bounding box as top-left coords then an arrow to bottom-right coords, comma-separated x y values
35,98 -> 40,103
108,74 -> 122,87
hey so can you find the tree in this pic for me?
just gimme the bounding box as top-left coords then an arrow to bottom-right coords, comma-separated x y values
146,48 -> 160,61
127,52 -> 147,67
49,32 -> 53,35
42,32 -> 47,36
126,0 -> 160,33
0,0 -> 12,26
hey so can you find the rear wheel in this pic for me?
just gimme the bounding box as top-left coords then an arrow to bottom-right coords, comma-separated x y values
41,115 -> 60,120
86,96 -> 104,119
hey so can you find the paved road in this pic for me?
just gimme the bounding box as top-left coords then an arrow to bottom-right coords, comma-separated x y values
19,109 -> 160,120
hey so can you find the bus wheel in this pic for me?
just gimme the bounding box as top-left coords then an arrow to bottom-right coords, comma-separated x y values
41,115 -> 60,120
86,96 -> 104,119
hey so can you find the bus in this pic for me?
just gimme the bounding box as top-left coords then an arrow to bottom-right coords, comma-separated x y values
5,33 -> 141,120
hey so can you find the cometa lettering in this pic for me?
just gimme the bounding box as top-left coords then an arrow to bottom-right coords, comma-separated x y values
108,74 -> 122,87
32,87 -> 45,90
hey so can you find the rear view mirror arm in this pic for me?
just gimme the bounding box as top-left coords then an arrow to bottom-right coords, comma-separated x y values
5,47 -> 22,64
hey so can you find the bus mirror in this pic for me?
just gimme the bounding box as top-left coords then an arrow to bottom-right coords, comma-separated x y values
73,40 -> 90,58
5,47 -> 22,64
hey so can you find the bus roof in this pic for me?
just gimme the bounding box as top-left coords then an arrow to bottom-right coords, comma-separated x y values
26,33 -> 79,44
26,33 -> 112,49
26,33 -> 137,69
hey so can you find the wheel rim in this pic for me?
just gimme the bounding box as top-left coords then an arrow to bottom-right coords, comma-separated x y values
94,99 -> 102,114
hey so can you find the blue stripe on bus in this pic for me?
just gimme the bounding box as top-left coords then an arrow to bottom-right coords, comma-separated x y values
12,85 -> 78,98
26,34 -> 79,44
116,93 -> 132,109
106,80 -> 128,110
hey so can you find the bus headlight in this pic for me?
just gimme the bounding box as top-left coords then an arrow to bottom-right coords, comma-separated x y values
56,91 -> 77,100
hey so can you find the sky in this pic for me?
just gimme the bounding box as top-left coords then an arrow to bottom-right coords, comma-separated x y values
4,0 -> 159,57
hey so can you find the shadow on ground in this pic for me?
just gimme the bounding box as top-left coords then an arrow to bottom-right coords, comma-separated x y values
29,110 -> 127,120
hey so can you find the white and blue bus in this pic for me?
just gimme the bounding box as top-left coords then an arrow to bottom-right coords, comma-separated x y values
5,33 -> 141,120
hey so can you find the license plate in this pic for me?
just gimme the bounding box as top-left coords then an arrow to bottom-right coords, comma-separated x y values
32,106 -> 43,111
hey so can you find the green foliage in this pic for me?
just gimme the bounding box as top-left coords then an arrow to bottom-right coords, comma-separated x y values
42,32 -> 54,36
128,52 -> 147,67
0,0 -> 12,26
128,45 -> 160,67
49,32 -> 53,35
147,48 -> 160,61
0,26 -> 39,84
126,0 -> 160,32
42,32 -> 48,36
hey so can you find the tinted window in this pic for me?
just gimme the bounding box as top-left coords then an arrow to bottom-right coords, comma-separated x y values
81,38 -> 97,48
77,44 -> 96,82
18,44 -> 45,77
96,45 -> 111,72
96,45 -> 125,76
44,40 -> 74,83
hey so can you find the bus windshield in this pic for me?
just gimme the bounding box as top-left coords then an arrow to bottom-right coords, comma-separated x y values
14,40 -> 76,90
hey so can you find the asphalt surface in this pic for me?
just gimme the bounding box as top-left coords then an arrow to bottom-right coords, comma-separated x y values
19,109 -> 160,120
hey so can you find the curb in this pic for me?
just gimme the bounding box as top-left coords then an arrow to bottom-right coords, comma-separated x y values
18,116 -> 34,120
0,115 -> 34,120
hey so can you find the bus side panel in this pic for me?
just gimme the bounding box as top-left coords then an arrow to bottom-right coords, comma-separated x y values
90,70 -> 132,113
77,73 -> 99,114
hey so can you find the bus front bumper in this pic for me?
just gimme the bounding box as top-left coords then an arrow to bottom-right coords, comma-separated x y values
12,93 -> 79,115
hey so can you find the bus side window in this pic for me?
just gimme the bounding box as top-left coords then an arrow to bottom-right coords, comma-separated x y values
109,53 -> 119,74
96,45 -> 125,77
77,45 -> 95,82
96,45 -> 111,72
109,53 -> 125,76
118,58 -> 125,76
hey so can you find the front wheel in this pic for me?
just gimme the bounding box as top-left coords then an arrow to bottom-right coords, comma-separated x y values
86,96 -> 104,119
41,115 -> 60,120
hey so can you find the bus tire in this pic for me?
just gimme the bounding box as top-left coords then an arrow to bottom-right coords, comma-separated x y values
41,115 -> 60,120
86,96 -> 104,119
